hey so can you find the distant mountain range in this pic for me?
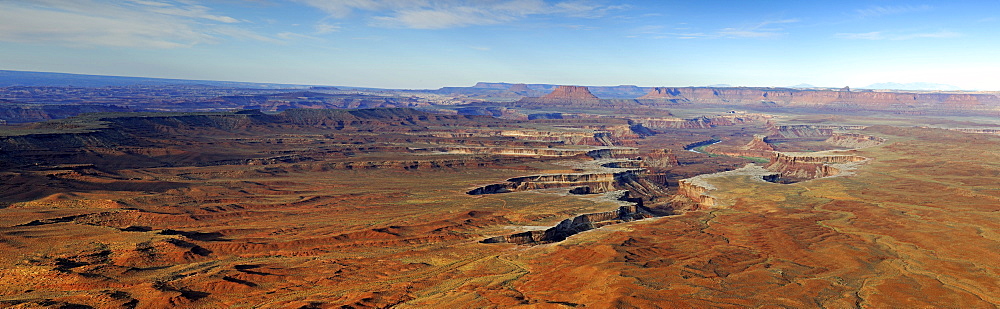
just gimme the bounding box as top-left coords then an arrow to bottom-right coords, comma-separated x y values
0,70 -> 311,88
860,82 -> 963,91
0,70 -> 972,93
788,83 -> 817,88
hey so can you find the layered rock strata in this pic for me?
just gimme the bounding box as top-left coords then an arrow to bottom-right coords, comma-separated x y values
767,124 -> 869,138
540,86 -> 601,100
638,87 -> 1000,114
709,134 -> 776,158
825,133 -> 886,148
675,164 -> 780,209
466,169 -> 647,195
765,152 -> 868,180
632,113 -> 772,129
480,191 -> 655,244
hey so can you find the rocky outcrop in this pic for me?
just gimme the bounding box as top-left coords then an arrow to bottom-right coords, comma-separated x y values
507,86 -> 660,110
765,152 -> 868,180
674,165 -> 780,209
825,133 -> 885,148
541,86 -> 601,100
946,128 -> 1000,135
642,149 -> 680,168
638,87 -> 1000,114
0,104 -> 135,124
745,134 -> 775,151
427,122 -> 647,146
585,148 -> 640,159
481,191 -> 657,244
709,135 -> 776,158
632,113 -> 772,130
466,169 -> 646,195
676,179 -> 718,209
767,124 -> 868,138
313,157 -> 539,171
217,91 -> 430,112
439,146 -> 592,157
455,106 -> 527,120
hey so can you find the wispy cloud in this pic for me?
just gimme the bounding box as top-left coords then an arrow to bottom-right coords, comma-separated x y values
856,5 -> 932,18
836,30 -> 961,40
297,0 -> 628,29
630,19 -> 799,40
718,19 -> 799,38
134,0 -> 241,23
0,0 -> 267,48
315,22 -> 342,34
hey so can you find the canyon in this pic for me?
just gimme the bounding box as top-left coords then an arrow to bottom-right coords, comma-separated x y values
1,81 -> 998,308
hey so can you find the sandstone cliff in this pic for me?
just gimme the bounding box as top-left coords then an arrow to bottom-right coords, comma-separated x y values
708,135 -> 776,159
825,133 -> 886,148
481,191 -> 657,244
638,87 -> 1000,114
767,124 -> 868,138
633,113 -> 772,130
674,165 -> 780,209
765,152 -> 868,180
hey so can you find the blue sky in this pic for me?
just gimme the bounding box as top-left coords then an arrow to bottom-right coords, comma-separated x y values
1,0 -> 998,89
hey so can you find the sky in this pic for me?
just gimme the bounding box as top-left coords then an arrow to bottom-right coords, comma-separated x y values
1,0 -> 999,90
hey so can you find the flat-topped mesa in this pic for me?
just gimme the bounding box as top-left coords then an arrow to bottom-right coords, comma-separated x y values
709,134 -> 777,159
511,86 -> 627,109
637,87 -> 1000,111
767,124 -> 869,138
481,191 -> 659,245
466,169 -> 648,195
765,152 -> 868,180
638,87 -> 1000,116
673,164 -> 780,210
825,133 -> 886,148
541,86 -> 601,100
632,113 -> 772,130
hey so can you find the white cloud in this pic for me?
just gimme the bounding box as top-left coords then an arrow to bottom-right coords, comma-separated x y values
835,31 -> 885,40
144,4 -> 241,23
0,0 -> 270,48
836,30 -> 961,40
294,0 -> 428,18
298,0 -> 628,29
856,5 -> 932,18
717,19 -> 799,38
315,22 -> 342,34
630,19 -> 798,40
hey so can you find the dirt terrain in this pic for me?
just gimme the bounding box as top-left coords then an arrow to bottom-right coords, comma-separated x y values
1,86 -> 998,308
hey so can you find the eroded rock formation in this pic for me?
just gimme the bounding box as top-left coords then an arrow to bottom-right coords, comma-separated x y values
633,113 -> 772,130
708,134 -> 776,159
466,169 -> 649,195
825,133 -> 886,148
641,149 -> 680,168
767,124 -> 869,138
765,152 -> 868,180
638,87 -> 1000,114
481,192 -> 656,244
674,165 -> 780,209
541,86 -> 601,101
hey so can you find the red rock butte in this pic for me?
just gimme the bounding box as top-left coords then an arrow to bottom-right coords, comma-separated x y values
541,86 -> 601,100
